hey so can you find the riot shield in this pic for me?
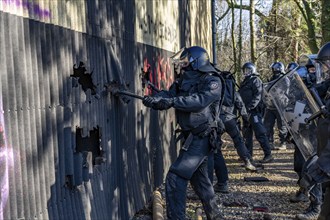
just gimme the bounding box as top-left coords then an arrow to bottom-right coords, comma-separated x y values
264,70 -> 319,160
263,80 -> 279,110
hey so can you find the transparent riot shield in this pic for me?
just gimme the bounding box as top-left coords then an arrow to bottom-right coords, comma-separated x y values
264,70 -> 319,160
263,80 -> 278,110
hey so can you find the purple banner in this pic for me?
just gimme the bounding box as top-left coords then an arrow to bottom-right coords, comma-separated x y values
3,0 -> 51,19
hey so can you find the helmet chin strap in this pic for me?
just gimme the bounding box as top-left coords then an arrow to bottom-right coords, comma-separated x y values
182,65 -> 193,71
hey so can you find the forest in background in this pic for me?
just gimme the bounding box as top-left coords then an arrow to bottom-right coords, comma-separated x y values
215,0 -> 330,82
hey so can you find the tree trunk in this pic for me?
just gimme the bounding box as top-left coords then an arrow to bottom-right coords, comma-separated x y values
230,0 -> 237,73
321,0 -> 330,44
249,0 -> 256,63
294,0 -> 319,53
273,1 -> 278,61
238,0 -> 243,81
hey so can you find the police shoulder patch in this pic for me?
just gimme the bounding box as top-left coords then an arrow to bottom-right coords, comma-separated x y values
210,82 -> 219,90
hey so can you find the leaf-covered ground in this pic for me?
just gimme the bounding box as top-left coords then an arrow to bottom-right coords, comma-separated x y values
186,136 -> 308,220
134,134 -> 310,220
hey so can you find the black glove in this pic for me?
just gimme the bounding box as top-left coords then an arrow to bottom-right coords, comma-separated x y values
299,172 -> 316,193
142,96 -> 161,108
242,114 -> 250,125
153,98 -> 174,110
143,96 -> 173,110
217,119 -> 225,135
142,96 -> 155,108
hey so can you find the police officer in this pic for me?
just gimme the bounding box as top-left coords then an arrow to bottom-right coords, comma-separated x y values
263,62 -> 288,150
289,65 -> 315,204
143,46 -> 223,219
238,62 -> 273,163
298,42 -> 330,220
221,73 -> 256,171
285,62 -> 299,73
288,66 -> 322,218
208,73 -> 256,194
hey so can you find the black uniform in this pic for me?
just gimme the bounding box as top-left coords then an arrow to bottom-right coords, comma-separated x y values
207,73 -> 255,191
298,42 -> 330,220
263,73 -> 288,147
290,67 -> 322,210
222,91 -> 252,160
239,73 -> 272,161
145,68 -> 223,219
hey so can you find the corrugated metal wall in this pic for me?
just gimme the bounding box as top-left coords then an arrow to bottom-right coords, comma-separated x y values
0,0 -> 212,219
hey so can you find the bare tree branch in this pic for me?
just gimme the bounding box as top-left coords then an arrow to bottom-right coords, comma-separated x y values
224,0 -> 268,20
216,7 -> 231,24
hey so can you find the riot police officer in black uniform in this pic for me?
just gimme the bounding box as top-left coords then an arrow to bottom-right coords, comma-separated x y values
286,62 -> 299,73
143,46 -> 224,219
263,62 -> 288,150
238,62 -> 273,163
208,73 -> 256,194
298,42 -> 330,220
220,73 -> 256,171
286,65 -> 323,220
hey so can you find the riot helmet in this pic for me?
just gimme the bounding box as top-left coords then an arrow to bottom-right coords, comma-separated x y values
171,46 -> 216,72
314,42 -> 330,83
285,62 -> 298,73
296,66 -> 308,79
242,62 -> 256,76
270,62 -> 285,74
298,54 -> 316,74
295,66 -> 314,87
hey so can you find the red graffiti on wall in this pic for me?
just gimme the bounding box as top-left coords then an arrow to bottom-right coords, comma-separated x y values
142,56 -> 174,95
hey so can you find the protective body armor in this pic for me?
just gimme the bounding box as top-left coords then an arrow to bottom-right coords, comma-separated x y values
156,69 -> 223,178
173,71 -> 222,131
314,79 -> 330,177
159,69 -> 224,220
239,74 -> 264,112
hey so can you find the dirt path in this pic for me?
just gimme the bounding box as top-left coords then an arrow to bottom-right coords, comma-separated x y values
185,137 -> 307,220
134,136 -> 310,220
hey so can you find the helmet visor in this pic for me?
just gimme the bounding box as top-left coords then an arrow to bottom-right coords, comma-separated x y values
178,55 -> 191,68
313,59 -> 330,83
171,47 -> 191,67
242,68 -> 252,76
296,66 -> 308,78
286,65 -> 298,73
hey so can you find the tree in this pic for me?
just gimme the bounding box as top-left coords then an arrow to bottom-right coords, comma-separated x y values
230,0 -> 237,73
218,0 -> 323,53
321,0 -> 330,44
237,0 -> 243,78
250,0 -> 256,63
293,0 -> 319,53
215,0 -> 327,80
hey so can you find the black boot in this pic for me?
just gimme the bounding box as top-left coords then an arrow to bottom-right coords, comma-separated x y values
319,187 -> 330,220
244,158 -> 257,172
214,181 -> 229,194
295,202 -> 321,220
289,189 -> 309,203
260,154 -> 274,163
204,197 -> 224,220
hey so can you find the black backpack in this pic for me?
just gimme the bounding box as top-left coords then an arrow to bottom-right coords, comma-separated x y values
220,71 -> 236,107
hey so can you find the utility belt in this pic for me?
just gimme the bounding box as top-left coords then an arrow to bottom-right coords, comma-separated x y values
175,121 -> 220,151
222,105 -> 233,114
